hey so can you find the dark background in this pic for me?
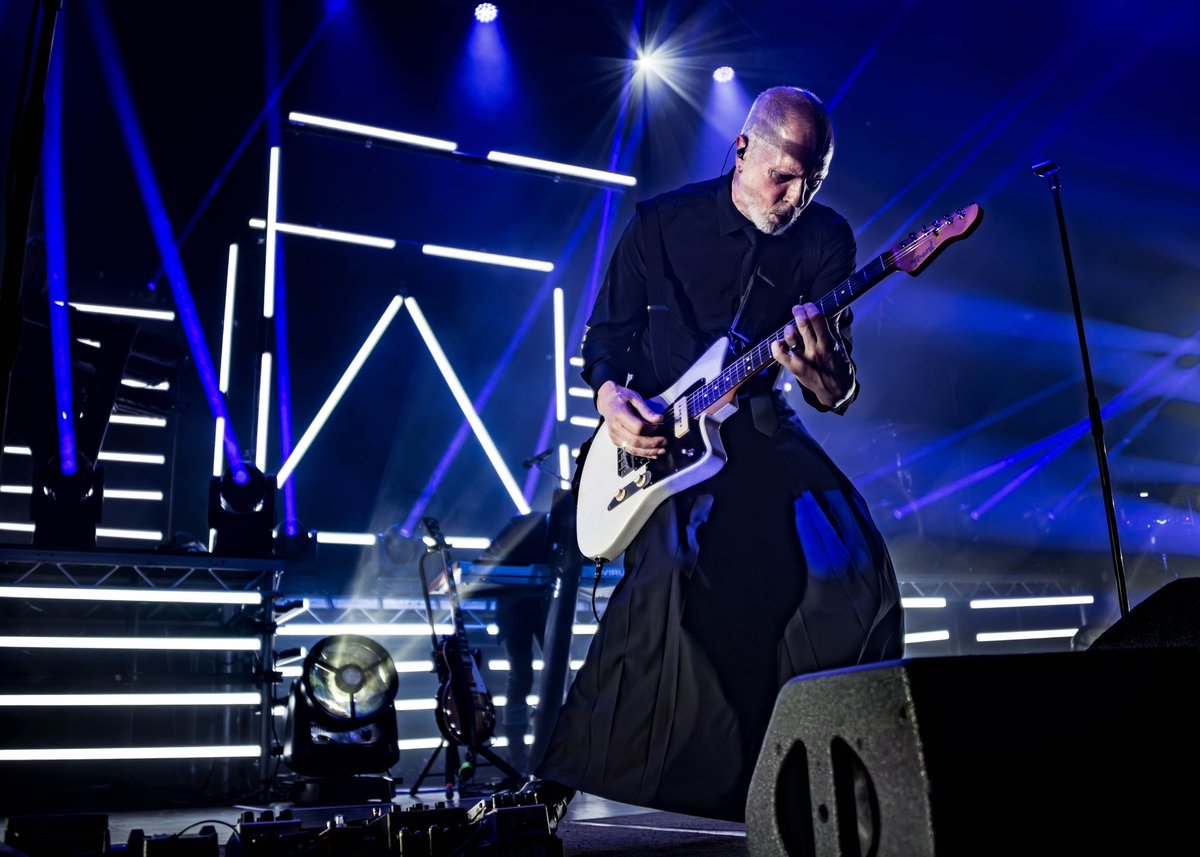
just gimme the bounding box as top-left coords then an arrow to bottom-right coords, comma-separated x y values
2,0 -> 1198,609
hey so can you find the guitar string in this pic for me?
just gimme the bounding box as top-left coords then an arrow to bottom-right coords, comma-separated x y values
679,215 -> 966,418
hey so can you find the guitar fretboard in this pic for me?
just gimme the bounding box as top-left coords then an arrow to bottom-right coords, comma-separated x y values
684,250 -> 897,419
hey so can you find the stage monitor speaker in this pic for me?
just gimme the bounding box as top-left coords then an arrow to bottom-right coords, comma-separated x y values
1090,577 -> 1200,650
746,649 -> 1200,856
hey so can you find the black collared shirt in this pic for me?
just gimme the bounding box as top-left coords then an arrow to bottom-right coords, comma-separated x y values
582,171 -> 857,410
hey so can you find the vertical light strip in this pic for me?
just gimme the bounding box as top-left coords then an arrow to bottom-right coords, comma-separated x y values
558,443 -> 571,490
255,352 -> 272,471
255,148 -> 280,473
276,296 -> 405,487
404,298 -> 531,515
213,244 -> 238,480
553,287 -> 567,421
212,416 -> 226,478
220,244 -> 238,393
263,148 -> 280,320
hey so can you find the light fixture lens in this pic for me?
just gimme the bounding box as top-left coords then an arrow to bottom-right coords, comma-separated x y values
713,66 -> 734,83
475,3 -> 498,23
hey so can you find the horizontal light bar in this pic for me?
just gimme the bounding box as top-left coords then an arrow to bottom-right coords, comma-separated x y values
77,338 -> 101,348
0,745 -> 260,762
901,597 -> 947,609
96,527 -> 164,541
904,630 -> 951,644
569,356 -> 584,367
2,446 -> 167,466
98,451 -> 166,464
0,522 -> 34,533
276,623 -> 455,636
488,659 -> 584,671
970,596 -> 1095,609
0,636 -> 261,651
69,302 -> 176,322
486,150 -> 636,187
492,695 -> 540,707
0,485 -> 31,494
103,489 -> 164,501
422,535 -> 492,550
397,738 -> 444,751
109,415 -> 167,427
0,586 -> 261,606
421,244 -> 553,273
0,692 -> 261,707
569,416 -> 600,428
394,699 -> 437,711
248,218 -> 396,250
568,387 -> 593,399
315,531 -> 378,546
976,628 -> 1080,642
572,624 -> 598,635
289,111 -> 457,152
121,378 -> 169,391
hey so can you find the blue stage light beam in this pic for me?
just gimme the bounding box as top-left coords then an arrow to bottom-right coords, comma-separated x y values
42,30 -> 76,476
83,1 -> 245,480
459,3 -> 512,116
826,1 -> 913,111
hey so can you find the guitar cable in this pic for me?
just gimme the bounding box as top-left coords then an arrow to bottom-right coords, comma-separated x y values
590,558 -> 606,624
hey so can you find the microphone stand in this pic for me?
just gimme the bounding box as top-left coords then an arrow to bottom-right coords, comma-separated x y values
1032,161 -> 1128,618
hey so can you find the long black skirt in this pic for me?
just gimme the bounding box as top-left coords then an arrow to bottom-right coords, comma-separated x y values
536,403 -> 904,822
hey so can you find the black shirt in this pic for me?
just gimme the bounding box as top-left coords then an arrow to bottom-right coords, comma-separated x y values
581,171 -> 858,411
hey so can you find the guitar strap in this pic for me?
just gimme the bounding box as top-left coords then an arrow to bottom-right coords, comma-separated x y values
637,200 -> 674,390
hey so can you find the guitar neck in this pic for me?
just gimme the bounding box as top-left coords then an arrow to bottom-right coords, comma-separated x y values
442,565 -> 476,670
688,249 -> 899,417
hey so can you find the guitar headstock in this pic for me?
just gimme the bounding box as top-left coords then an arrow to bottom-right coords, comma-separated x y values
893,203 -> 983,275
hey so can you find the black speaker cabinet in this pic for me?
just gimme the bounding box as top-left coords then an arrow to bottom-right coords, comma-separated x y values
746,649 -> 1200,856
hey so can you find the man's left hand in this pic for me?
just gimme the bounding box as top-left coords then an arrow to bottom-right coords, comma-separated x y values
770,303 -> 854,407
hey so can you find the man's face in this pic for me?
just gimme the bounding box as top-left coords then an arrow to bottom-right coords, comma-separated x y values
731,119 -> 824,236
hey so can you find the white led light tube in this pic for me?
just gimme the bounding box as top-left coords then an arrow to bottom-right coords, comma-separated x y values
405,298 -> 531,515
248,218 -> 396,250
486,151 -> 636,187
969,596 -> 1095,609
0,745 -> 261,761
904,631 -> 951,644
69,303 -> 176,322
976,628 -> 1080,642
109,415 -> 167,427
554,287 -> 567,420
0,636 -> 262,651
421,245 -> 553,272
900,597 -> 948,609
289,112 -> 457,152
277,296 -> 405,487
276,623 -> 455,637
0,586 -> 261,606
0,692 -> 261,706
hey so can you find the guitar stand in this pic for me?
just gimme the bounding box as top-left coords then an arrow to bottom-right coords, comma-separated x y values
409,518 -> 526,801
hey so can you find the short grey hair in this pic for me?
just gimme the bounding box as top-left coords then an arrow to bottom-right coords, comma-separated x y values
740,86 -> 835,179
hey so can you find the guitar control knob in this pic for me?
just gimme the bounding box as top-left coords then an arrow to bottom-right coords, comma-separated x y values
614,487 -> 627,502
635,471 -> 651,488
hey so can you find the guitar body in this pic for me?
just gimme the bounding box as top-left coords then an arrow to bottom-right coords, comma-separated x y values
432,635 -> 497,745
576,336 -> 737,561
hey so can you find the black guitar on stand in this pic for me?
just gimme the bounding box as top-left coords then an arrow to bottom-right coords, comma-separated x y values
410,518 -> 522,799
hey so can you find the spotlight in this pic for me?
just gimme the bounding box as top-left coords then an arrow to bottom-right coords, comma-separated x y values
474,3 -> 497,23
713,65 -> 735,83
283,634 -> 400,804
208,464 -> 276,557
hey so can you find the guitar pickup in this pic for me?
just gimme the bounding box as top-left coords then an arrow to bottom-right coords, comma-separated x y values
672,399 -> 689,439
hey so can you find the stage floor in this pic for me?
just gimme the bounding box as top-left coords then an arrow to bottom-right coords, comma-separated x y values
1,790 -> 749,856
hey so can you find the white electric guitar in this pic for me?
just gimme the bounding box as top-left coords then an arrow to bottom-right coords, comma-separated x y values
576,203 -> 983,561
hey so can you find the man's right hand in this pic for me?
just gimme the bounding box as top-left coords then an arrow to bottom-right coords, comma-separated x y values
596,381 -> 666,458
